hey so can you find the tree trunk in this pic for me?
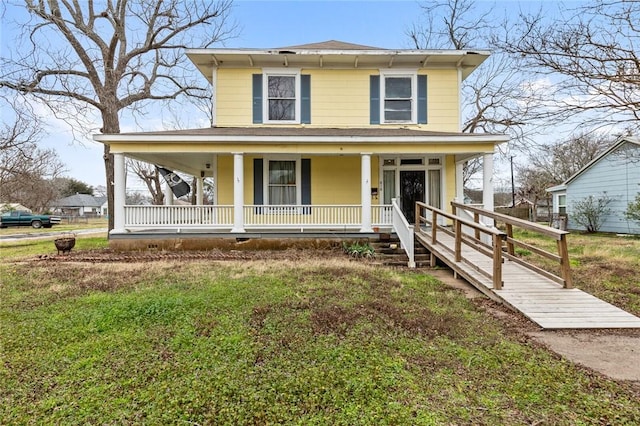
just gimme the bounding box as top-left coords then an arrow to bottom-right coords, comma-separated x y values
101,110 -> 120,233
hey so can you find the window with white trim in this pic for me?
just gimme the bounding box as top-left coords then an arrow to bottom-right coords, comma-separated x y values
381,72 -> 417,123
267,160 -> 298,205
263,70 -> 300,123
558,194 -> 567,215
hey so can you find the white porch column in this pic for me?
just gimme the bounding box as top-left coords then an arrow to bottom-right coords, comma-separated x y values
232,152 -> 245,232
112,152 -> 126,233
455,160 -> 464,203
164,183 -> 174,205
483,152 -> 495,226
196,176 -> 204,205
361,153 -> 373,232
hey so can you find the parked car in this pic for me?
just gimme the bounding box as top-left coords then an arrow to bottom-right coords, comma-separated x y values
0,210 -> 61,229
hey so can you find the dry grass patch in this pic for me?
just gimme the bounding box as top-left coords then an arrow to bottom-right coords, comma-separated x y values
2,252 -> 640,424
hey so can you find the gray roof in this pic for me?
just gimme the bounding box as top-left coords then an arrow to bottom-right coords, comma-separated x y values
52,194 -> 107,208
277,40 -> 383,50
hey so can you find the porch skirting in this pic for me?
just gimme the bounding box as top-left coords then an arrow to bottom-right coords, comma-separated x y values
107,229 -> 384,252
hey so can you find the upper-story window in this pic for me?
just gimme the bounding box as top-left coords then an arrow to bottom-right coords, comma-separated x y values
381,71 -> 417,124
383,75 -> 414,122
263,70 -> 300,124
371,72 -> 427,125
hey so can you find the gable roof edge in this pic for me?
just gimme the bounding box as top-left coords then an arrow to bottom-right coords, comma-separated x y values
556,136 -> 640,188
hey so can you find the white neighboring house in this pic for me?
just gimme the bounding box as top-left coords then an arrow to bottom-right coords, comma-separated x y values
0,203 -> 31,213
547,136 -> 640,234
51,194 -> 108,216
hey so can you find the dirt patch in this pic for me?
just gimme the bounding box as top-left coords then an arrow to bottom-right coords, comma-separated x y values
527,330 -> 640,383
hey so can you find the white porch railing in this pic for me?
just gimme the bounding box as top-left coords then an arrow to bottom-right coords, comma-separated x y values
244,205 -> 361,229
124,204 -> 393,231
391,198 -> 415,268
373,204 -> 393,228
124,205 -> 234,228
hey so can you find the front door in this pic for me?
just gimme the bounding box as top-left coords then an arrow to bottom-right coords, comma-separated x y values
400,170 -> 425,223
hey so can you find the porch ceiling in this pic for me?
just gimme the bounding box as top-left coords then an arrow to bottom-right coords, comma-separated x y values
100,127 -> 509,176
128,150 -> 496,177
126,152 -> 210,176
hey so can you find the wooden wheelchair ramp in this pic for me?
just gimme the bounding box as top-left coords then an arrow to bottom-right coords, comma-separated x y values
415,202 -> 640,330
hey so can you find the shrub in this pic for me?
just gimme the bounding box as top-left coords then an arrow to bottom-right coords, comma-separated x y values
342,241 -> 375,258
624,193 -> 640,224
571,193 -> 614,233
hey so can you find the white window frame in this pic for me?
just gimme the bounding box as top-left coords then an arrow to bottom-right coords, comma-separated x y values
379,155 -> 443,206
263,155 -> 302,206
380,70 -> 418,124
556,193 -> 567,215
262,69 -> 301,124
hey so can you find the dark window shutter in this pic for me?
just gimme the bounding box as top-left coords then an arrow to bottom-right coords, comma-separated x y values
253,158 -> 263,206
418,75 -> 427,124
252,74 -> 263,124
370,75 -> 380,124
301,159 -> 311,214
301,75 -> 311,124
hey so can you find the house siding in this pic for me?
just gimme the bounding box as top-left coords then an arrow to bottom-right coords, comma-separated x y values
217,69 -> 256,126
311,157 -> 361,204
425,69 -> 459,132
566,142 -> 640,234
312,69 -> 371,126
215,68 -> 459,130
445,154 -> 456,207
216,155 -> 234,205
214,155 -> 382,207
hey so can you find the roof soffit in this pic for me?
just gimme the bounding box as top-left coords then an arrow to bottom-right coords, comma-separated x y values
186,43 -> 490,81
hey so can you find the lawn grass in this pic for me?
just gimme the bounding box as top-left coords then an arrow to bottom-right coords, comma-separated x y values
1,256 -> 638,424
0,236 -> 109,260
514,229 -> 640,316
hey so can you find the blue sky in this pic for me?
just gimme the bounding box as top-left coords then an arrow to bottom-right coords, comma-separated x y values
229,0 -> 424,50
3,0 -> 562,188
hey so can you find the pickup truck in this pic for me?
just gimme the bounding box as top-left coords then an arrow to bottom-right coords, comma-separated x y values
0,210 -> 61,229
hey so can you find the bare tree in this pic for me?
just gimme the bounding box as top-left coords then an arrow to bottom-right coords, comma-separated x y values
409,0 -> 556,200
407,0 -> 493,50
516,132 -> 614,221
0,0 -> 235,231
0,105 -> 66,212
516,166 -> 554,222
409,0 -> 551,152
128,160 -> 165,205
499,0 -> 640,132
529,132 -> 615,183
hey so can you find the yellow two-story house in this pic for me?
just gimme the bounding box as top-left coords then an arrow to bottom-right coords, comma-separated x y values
95,40 -> 508,251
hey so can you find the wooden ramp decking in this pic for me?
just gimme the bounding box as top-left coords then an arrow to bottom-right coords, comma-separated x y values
413,202 -> 640,330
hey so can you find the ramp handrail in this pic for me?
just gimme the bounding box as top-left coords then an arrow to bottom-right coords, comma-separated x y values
415,201 -> 507,289
451,201 -> 573,288
392,198 -> 415,268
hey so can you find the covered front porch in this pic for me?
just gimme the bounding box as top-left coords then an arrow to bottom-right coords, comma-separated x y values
98,127 -> 508,243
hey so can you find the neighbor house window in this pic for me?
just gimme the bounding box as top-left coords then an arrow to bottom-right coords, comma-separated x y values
558,194 -> 567,215
381,72 -> 417,123
264,71 -> 300,123
268,160 -> 297,204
